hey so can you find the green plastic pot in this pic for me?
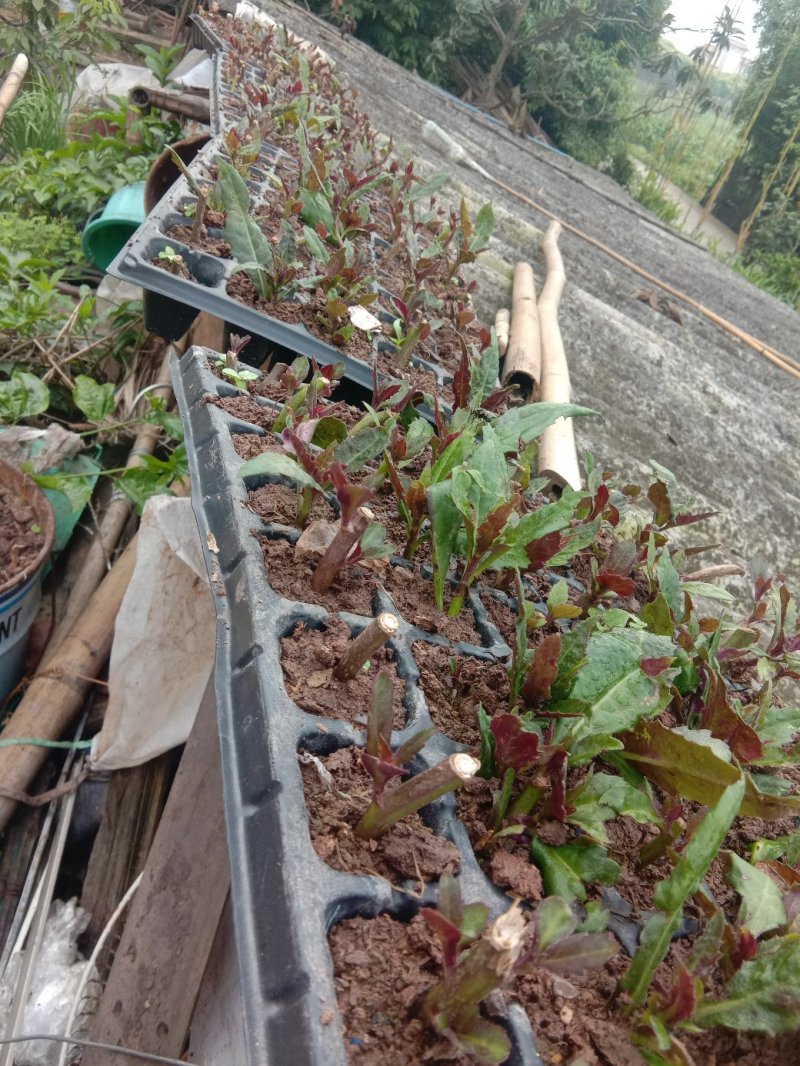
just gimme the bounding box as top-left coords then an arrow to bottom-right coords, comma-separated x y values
82,181 -> 146,272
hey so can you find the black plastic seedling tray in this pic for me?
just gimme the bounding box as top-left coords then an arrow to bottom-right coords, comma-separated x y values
172,344 -> 549,1066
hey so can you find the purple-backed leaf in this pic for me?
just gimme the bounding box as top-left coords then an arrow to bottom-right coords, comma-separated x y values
700,671 -> 763,764
480,386 -> 515,413
390,295 -> 409,321
641,657 -> 674,678
329,463 -> 375,525
437,871 -> 463,928
648,480 -> 672,526
675,509 -> 718,526
281,421 -> 318,452
421,906 -> 462,971
597,570 -> 636,597
452,342 -> 471,411
284,431 -> 327,483
366,670 -> 394,757
360,750 -> 408,797
580,483 -> 609,524
527,530 -> 567,572
660,962 -> 699,1023
476,495 -> 519,555
490,714 -> 540,773
521,633 -> 562,707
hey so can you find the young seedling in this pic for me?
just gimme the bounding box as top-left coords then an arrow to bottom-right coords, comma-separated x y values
167,146 -> 216,243
216,333 -> 258,391
157,245 -> 186,275
354,673 -> 479,840
333,612 -> 399,681
420,881 -> 617,1063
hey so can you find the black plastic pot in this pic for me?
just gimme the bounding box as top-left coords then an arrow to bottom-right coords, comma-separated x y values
172,344 -> 552,1066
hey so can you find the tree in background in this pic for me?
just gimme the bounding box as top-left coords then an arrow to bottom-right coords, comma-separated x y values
704,0 -> 800,235
313,0 -> 671,164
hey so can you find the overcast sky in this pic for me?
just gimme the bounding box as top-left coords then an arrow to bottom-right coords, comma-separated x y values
667,0 -> 760,55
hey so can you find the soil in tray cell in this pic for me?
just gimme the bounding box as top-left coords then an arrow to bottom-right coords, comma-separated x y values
330,912 -> 478,1065
0,486 -> 45,586
248,482 -> 334,526
415,642 -> 510,747
300,745 -> 460,882
281,617 -> 405,728
381,564 -> 484,647
259,534 -> 378,616
165,223 -> 231,258
207,393 -> 276,432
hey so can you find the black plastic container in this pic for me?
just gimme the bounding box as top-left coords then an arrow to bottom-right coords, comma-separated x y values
172,344 -> 549,1066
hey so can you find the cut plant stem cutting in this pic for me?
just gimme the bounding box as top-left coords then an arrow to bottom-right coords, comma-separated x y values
333,612 -> 400,681
355,752 -> 480,839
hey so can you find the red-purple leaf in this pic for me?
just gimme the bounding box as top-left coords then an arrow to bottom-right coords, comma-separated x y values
597,570 -> 636,597
641,657 -> 674,678
452,342 -> 470,411
700,671 -> 763,764
648,480 -> 672,526
675,510 -> 718,526
660,962 -> 699,1023
476,495 -> 519,554
420,907 -> 461,971
490,714 -> 540,774
547,750 -> 570,821
521,633 -> 562,707
527,530 -> 567,572
329,463 -> 375,526
480,386 -> 515,413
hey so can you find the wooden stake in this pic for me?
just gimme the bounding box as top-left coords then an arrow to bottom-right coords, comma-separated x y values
502,263 -> 540,397
0,55 -> 28,131
0,538 -> 137,833
537,222 -> 581,492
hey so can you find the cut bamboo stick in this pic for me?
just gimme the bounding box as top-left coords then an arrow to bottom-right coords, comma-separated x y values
0,538 -> 137,833
494,307 -> 510,356
0,55 -> 28,130
502,263 -> 540,397
537,222 -> 582,493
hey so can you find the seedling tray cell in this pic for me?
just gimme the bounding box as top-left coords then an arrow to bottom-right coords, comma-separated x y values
172,344 -> 547,1066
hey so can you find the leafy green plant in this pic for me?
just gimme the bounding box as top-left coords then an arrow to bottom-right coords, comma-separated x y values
218,160 -> 301,302
134,43 -> 185,87
0,73 -> 69,159
157,245 -> 186,275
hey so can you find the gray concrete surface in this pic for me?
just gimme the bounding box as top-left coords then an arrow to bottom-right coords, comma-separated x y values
261,0 -> 800,602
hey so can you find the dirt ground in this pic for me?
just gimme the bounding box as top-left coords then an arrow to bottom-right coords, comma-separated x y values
258,0 -> 800,606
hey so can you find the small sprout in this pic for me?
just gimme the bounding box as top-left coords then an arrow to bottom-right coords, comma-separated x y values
157,245 -> 185,274
333,612 -> 400,681
221,366 -> 259,391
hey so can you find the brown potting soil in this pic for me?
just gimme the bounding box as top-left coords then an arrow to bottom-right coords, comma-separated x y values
208,392 -> 276,432
282,617 -> 405,728
415,642 -> 510,746
259,534 -> 378,615
150,254 -> 191,279
232,432 -> 273,461
165,223 -> 231,258
248,482 -> 333,526
225,273 -> 379,364
373,347 -> 443,399
0,486 -> 45,587
329,912 -> 475,1064
381,565 -> 483,646
301,746 -> 460,882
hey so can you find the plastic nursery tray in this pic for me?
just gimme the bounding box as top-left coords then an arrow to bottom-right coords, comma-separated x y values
172,344 -> 547,1066
109,13 -> 451,402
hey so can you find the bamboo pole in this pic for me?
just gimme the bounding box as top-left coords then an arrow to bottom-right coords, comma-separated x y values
482,170 -> 800,381
0,54 -> 28,130
536,222 -> 581,492
737,114 -> 800,251
43,344 -> 180,661
501,263 -> 540,396
0,538 -> 138,833
423,120 -> 800,378
701,29 -> 798,224
494,307 -> 510,355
